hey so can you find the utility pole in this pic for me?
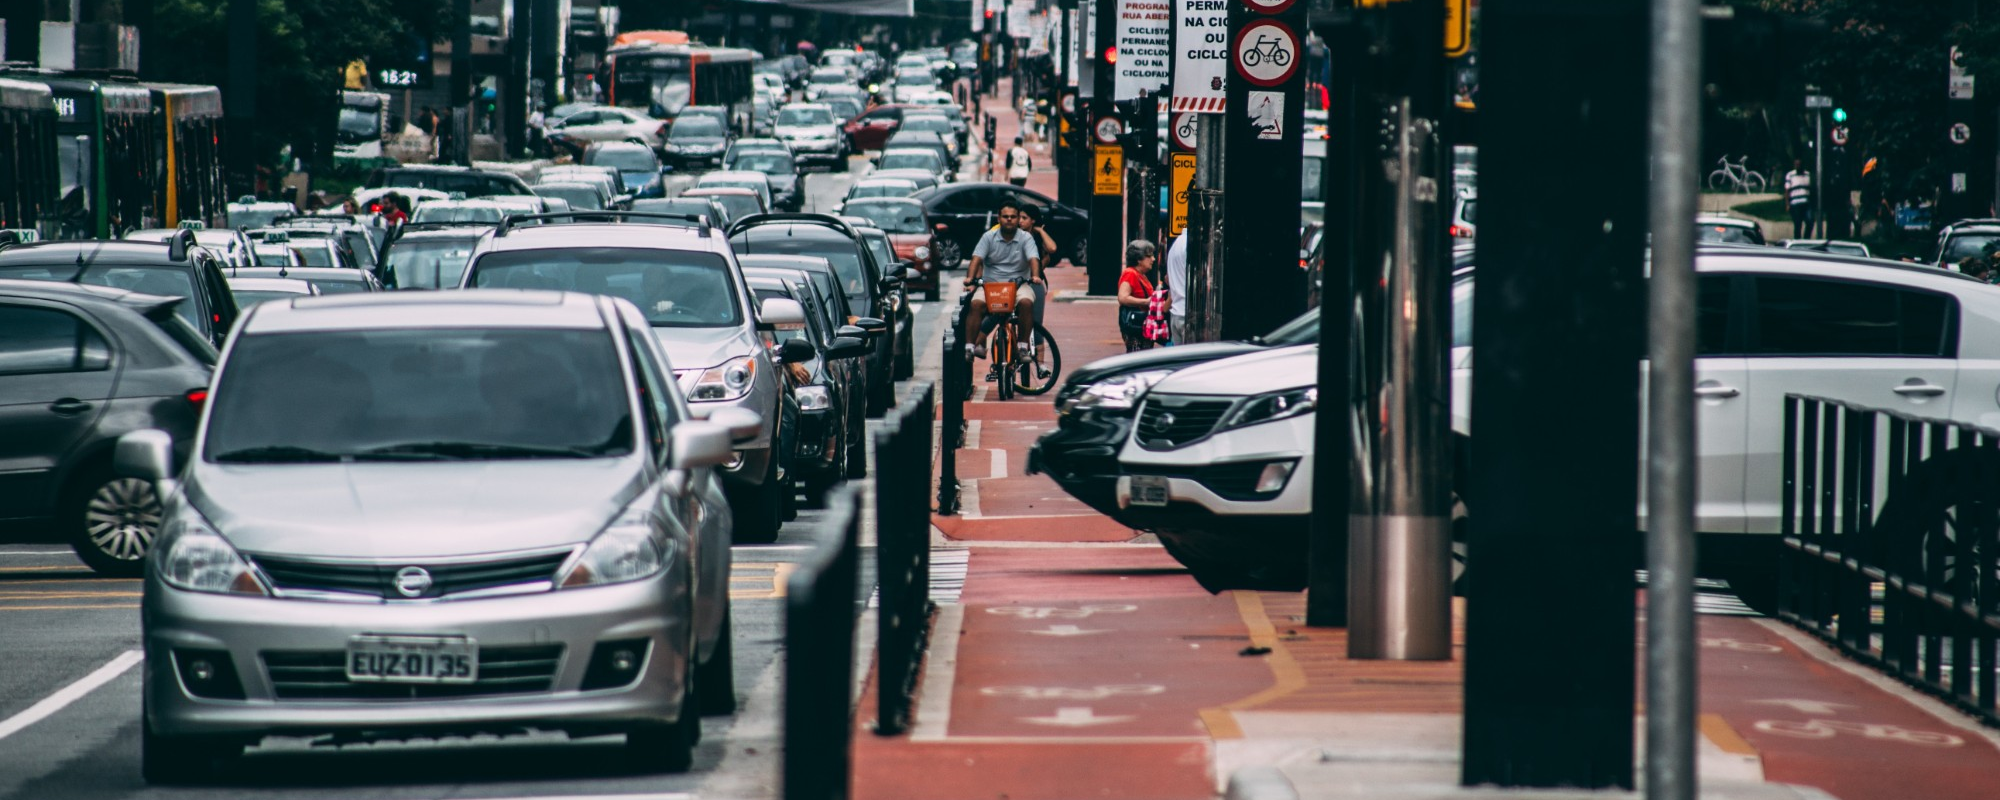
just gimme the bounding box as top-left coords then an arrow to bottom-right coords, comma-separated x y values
1086,0 -> 1123,294
451,0 -> 472,165
1461,0 -> 1647,788
1216,0 -> 1307,340
225,0 -> 256,197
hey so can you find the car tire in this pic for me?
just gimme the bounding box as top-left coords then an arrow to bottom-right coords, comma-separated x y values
935,239 -> 963,270
696,601 -> 737,716
142,718 -> 240,786
625,666 -> 699,773
732,455 -> 784,544
66,463 -> 161,578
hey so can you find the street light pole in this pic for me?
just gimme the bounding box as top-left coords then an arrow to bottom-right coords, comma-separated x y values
1814,108 -> 1825,238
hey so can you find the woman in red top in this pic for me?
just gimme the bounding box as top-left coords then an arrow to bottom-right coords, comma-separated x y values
1116,241 -> 1159,352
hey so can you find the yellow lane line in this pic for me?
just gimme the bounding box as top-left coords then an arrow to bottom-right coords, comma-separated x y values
1198,591 -> 1308,740
728,562 -> 796,600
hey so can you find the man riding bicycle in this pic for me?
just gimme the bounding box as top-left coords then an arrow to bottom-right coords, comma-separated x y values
963,199 -> 1044,377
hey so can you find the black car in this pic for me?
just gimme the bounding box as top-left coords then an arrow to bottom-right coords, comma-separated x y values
364,164 -> 534,197
0,280 -> 216,574
726,148 -> 804,211
0,233 -> 242,347
741,255 -> 870,478
1027,308 -> 1321,516
915,183 -> 1090,269
663,114 -> 732,170
746,271 -> 871,499
729,214 -> 902,416
849,224 -> 918,381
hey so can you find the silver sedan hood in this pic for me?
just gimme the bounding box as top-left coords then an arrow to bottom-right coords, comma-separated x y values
186,459 -> 643,559
653,324 -> 758,373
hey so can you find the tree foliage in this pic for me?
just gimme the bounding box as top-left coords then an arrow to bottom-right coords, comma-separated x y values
143,0 -> 447,171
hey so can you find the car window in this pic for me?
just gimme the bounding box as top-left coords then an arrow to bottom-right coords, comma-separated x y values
413,204 -> 505,224
752,287 -> 813,347
880,152 -> 941,172
1939,233 -> 2000,264
1748,276 -> 1956,358
1697,223 -> 1762,245
1451,274 -> 1731,353
845,202 -> 927,234
670,117 -> 726,139
534,185 -> 605,210
308,278 -> 372,295
778,107 -> 834,126
0,304 -> 111,375
289,243 -> 336,268
863,233 -> 897,272
562,112 -> 601,126
732,231 -> 871,304
468,248 -> 744,328
734,153 -> 795,174
205,328 -> 634,463
938,187 -> 998,214
590,148 -> 659,172
385,238 -> 478,289
625,329 -> 673,459
0,264 -> 203,330
152,312 -> 219,366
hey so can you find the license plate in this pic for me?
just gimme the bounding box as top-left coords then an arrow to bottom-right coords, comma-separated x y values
1130,475 -> 1170,507
345,635 -> 478,684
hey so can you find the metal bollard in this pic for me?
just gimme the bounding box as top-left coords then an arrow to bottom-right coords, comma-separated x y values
937,307 -> 964,515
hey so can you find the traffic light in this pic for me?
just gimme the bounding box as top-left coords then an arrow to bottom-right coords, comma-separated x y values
1831,107 -> 1848,124
1104,46 -> 1118,64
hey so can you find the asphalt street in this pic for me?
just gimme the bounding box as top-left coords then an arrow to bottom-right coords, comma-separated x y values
0,148 -> 961,800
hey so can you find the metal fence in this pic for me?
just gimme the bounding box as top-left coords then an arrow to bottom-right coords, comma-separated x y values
1778,394 -> 2000,727
875,381 -> 937,735
782,485 -> 860,800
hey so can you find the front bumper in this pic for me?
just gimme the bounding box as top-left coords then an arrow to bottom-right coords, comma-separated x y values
793,407 -> 841,479
143,571 -> 691,739
1027,411 -> 1134,517
1114,412 -> 1314,519
783,139 -> 842,162
664,150 -> 725,170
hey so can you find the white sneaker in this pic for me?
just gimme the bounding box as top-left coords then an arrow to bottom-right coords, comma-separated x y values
969,342 -> 986,359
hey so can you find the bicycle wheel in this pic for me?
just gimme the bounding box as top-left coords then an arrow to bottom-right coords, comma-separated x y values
993,325 -> 1015,401
1743,171 -> 1767,194
1707,170 -> 1730,192
1272,48 -> 1291,67
1012,326 -> 1062,396
1242,49 -> 1262,67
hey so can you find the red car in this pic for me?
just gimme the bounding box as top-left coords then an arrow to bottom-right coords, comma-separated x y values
840,197 -> 940,301
841,103 -> 929,152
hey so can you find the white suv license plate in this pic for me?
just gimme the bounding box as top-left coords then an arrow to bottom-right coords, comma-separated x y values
1130,475 -> 1170,507
346,635 -> 478,684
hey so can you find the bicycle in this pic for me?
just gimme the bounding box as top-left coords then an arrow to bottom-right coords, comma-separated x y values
1707,155 -> 1767,194
1241,35 -> 1292,68
970,282 -> 1063,400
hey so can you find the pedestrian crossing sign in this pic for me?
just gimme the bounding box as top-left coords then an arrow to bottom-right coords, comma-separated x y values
1094,147 -> 1123,196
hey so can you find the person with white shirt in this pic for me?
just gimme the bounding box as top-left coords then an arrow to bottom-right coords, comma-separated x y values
1006,136 -> 1032,187
1164,229 -> 1189,345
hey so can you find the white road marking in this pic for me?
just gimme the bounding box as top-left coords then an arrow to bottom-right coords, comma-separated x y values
985,604 -> 1136,620
988,448 -> 1008,479
1019,707 -> 1134,727
910,604 -> 965,742
1024,624 -> 1108,637
1756,619 -> 2000,753
1751,699 -> 1856,715
0,649 -> 142,742
982,685 -> 1164,701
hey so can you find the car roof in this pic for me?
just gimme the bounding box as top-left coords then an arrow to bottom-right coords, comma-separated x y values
244,290 -> 617,334
843,196 -> 922,207
479,221 -> 731,254
0,241 -> 198,267
1694,215 -> 1757,228
1696,245 -> 1987,285
685,186 -> 757,196
739,254 -> 835,269
0,277 -> 184,316
391,226 -> 490,240
856,177 -> 920,186
229,267 -> 373,281
228,277 -> 316,292
588,141 -> 653,153
733,222 -> 852,243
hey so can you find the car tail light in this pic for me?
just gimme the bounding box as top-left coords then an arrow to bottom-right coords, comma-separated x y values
1449,225 -> 1467,238
186,388 -> 209,409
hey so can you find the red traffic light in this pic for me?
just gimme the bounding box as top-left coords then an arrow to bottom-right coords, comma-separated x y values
1103,46 -> 1118,64
985,9 -> 994,17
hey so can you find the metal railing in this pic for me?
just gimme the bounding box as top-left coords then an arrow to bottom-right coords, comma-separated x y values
782,485 -> 860,800
875,382 -> 937,735
1778,394 -> 2000,727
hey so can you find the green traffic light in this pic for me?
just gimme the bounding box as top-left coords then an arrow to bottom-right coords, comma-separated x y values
1832,108 -> 1848,123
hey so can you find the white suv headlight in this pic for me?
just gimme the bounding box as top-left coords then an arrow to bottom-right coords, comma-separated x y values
157,511 -> 267,596
689,356 -> 757,401
1218,386 -> 1318,432
1068,369 -> 1173,414
558,506 -> 675,588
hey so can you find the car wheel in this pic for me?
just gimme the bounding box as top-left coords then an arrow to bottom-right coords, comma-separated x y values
67,465 -> 161,578
625,661 -> 699,773
935,239 -> 963,270
696,600 -> 737,715
732,455 -> 784,544
1069,237 -> 1088,268
142,718 -> 240,786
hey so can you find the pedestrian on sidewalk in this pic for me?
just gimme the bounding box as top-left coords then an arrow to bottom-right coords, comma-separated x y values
1785,159 -> 1814,238
1117,241 -> 1160,352
1007,136 -> 1032,187
1164,228 -> 1188,344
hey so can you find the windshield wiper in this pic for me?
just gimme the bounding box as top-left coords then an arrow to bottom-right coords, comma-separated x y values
355,441 -> 608,460
210,445 -> 349,464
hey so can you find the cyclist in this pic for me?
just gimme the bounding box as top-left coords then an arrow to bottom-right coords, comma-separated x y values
963,199 -> 1042,377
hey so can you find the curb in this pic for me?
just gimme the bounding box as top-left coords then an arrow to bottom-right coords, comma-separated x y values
1225,766 -> 1302,800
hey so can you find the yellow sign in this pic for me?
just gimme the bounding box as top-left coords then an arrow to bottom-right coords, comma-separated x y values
1445,0 -> 1470,57
343,60 -> 368,90
1170,153 -> 1196,236
1093,147 -> 1123,196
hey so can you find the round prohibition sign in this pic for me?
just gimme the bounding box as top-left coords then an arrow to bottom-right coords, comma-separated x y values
1172,111 -> 1199,150
1234,20 -> 1301,88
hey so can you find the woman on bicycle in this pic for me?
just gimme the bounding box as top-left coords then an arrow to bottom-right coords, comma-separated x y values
1116,241 -> 1159,352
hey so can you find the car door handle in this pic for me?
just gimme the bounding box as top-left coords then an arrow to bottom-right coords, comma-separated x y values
1693,385 -> 1740,398
1892,383 -> 1948,397
49,398 -> 93,415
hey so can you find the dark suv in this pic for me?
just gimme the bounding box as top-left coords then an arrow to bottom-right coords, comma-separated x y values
729,214 -> 903,416
0,233 -> 242,347
0,280 -> 215,574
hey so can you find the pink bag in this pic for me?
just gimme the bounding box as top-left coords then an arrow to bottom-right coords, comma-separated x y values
1143,287 -> 1171,342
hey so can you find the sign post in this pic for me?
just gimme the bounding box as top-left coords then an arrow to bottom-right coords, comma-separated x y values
1217,0 -> 1307,340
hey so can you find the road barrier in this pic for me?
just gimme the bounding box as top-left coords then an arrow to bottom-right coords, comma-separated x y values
1778,394 -> 2000,727
938,300 -> 967,515
876,381 -> 937,735
783,486 -> 860,800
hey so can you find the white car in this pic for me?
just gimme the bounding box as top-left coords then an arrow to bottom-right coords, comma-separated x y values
773,103 -> 848,170
551,106 -> 667,151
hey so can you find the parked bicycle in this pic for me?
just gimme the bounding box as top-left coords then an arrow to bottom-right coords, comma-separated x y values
1707,155 -> 1767,194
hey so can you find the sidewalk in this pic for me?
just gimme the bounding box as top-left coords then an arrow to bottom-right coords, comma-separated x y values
849,82 -> 2000,800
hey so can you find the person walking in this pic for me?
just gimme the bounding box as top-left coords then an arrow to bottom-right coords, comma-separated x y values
1163,228 -> 1188,345
1006,136 -> 1032,187
1785,159 -> 1813,238
1117,241 -> 1160,352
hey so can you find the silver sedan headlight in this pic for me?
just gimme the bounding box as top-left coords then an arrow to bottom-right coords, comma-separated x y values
557,506 -> 675,588
689,356 -> 758,402
157,510 -> 268,596
1066,369 -> 1173,414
